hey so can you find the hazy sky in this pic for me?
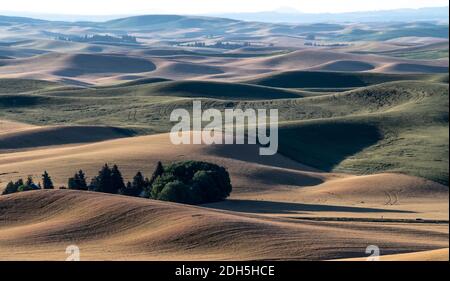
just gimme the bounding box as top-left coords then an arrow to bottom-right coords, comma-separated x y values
1,0 -> 448,15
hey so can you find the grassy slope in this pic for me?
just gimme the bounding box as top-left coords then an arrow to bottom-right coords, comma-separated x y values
336,25 -> 449,41
0,78 -> 61,94
43,80 -> 312,100
0,78 -> 448,185
276,81 -> 449,185
382,49 -> 449,60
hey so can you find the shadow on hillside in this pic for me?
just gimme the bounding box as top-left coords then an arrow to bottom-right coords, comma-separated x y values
53,54 -> 157,77
278,121 -> 383,171
0,126 -> 136,151
203,199 -> 414,215
251,71 -> 419,88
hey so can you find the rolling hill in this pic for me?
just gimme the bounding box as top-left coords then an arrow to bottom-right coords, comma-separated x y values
0,78 -> 448,184
0,127 -> 447,259
0,190 -> 447,260
18,79 -> 312,99
247,71 -> 447,88
274,81 -> 449,184
0,125 -> 135,151
0,12 -> 448,261
0,78 -> 60,93
0,15 -> 447,86
103,15 -> 239,30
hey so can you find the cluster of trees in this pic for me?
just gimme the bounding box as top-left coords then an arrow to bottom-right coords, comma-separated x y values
2,171 -> 54,195
304,41 -> 349,47
151,161 -> 232,204
2,161 -> 232,205
56,34 -> 138,44
67,164 -> 151,197
181,41 -> 254,50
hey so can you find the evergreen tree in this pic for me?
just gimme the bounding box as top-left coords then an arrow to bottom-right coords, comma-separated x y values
131,171 -> 146,196
88,177 -> 99,192
26,176 -> 34,186
144,177 -> 151,189
118,172 -> 145,197
42,171 -> 54,189
94,164 -> 113,193
110,165 -> 125,194
77,170 -> 87,190
68,176 -> 78,190
148,161 -> 164,188
69,170 -> 88,190
119,181 -> 133,196
120,177 -> 146,197
14,179 -> 24,190
2,181 -> 17,195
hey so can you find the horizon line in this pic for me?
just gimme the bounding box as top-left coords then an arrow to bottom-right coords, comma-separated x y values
0,5 -> 448,22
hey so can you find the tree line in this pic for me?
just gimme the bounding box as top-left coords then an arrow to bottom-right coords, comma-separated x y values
180,41 -> 254,50
2,161 -> 232,205
56,34 -> 138,44
2,171 -> 54,194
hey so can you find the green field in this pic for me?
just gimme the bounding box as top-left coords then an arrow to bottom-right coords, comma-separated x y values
0,78 -> 61,94
383,49 -> 449,60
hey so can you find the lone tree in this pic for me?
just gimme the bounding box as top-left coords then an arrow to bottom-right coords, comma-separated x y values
42,171 -> 54,189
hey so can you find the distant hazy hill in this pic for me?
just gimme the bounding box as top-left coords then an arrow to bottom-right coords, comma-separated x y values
215,7 -> 450,23
1,6 -> 448,24
0,15 -> 47,25
103,15 -> 238,29
1,13 -> 448,42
